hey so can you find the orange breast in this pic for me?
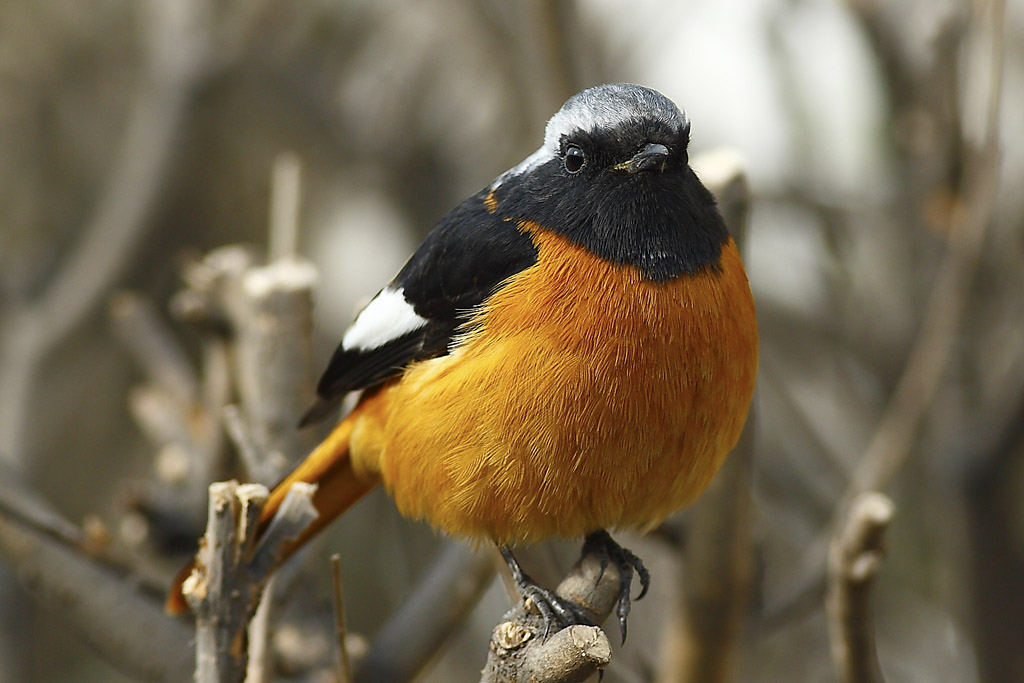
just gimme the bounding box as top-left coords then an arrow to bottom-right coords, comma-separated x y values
348,223 -> 758,544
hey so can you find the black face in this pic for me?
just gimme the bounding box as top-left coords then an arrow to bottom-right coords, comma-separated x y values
494,117 -> 729,281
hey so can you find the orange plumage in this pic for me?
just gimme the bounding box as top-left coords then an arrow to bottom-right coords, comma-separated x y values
366,224 -> 757,542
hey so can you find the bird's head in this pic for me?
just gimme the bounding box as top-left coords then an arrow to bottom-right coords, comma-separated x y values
491,84 -> 725,281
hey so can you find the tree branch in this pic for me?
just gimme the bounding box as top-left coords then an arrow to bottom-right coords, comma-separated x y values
0,463 -> 194,682
184,480 -> 319,683
764,0 -> 1007,628
826,492 -> 894,683
358,542 -> 495,682
480,549 -> 622,683
0,0 -> 212,462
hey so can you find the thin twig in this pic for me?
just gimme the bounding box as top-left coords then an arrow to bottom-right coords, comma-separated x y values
826,492 -> 894,683
848,0 -> 1005,500
331,554 -> 354,683
245,579 -> 275,683
223,405 -> 265,480
109,292 -> 199,408
270,152 -> 302,262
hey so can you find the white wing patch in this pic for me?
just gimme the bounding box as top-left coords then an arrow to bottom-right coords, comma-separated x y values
341,287 -> 428,352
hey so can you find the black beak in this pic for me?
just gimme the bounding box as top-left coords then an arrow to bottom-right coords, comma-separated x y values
614,143 -> 670,174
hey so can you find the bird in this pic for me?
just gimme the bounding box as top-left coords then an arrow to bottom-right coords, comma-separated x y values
167,83 -> 758,640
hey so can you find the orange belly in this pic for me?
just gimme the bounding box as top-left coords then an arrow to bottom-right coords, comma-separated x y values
347,223 -> 758,544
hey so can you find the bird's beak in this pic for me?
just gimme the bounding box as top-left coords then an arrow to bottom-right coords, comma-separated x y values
613,143 -> 670,174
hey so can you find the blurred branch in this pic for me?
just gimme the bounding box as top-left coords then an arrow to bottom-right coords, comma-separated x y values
847,0 -> 1005,502
184,480 -> 318,683
245,578 -> 275,683
173,154 -> 318,488
0,463 -> 194,682
0,0 -> 213,463
660,424 -> 755,683
962,383 -> 1024,683
331,555 -> 354,683
480,550 -> 621,683
114,287 -> 229,543
358,542 -> 495,683
270,152 -> 302,262
657,150 -> 755,683
110,293 -> 200,409
826,493 -> 894,683
124,208 -> 318,542
765,0 -> 1006,627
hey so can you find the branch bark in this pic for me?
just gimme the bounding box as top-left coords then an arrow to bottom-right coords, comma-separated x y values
480,549 -> 622,683
826,492 -> 894,683
184,480 -> 318,683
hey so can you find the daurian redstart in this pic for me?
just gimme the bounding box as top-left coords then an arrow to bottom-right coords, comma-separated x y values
167,83 -> 758,638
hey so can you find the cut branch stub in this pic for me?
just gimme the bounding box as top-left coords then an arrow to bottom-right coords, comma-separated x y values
481,550 -> 622,683
183,480 -> 318,683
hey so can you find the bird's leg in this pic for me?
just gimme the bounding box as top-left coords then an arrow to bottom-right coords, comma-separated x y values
581,530 -> 651,642
499,545 -> 592,638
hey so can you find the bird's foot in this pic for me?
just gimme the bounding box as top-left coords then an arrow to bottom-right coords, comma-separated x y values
499,546 -> 593,638
582,530 -> 651,642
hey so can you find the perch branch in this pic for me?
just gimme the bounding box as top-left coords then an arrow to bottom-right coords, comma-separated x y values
826,493 -> 894,683
480,548 -> 622,683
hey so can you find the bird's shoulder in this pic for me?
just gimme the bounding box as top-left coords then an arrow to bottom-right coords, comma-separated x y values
300,189 -> 537,425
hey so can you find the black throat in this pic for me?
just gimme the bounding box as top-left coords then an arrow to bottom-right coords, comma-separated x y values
493,155 -> 729,282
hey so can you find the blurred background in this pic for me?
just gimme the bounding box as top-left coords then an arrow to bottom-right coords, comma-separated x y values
0,0 -> 1021,681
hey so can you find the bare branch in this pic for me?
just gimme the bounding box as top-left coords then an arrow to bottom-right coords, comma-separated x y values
245,579 -> 275,683
331,554 -> 354,683
359,542 -> 495,682
223,405 -> 266,482
848,0 -> 1005,502
0,0 -> 212,462
184,481 -> 318,683
480,549 -> 623,683
765,0 -> 1008,627
109,292 -> 200,408
826,493 -> 895,683
0,465 -> 194,682
507,625 -> 611,683
269,152 -> 303,262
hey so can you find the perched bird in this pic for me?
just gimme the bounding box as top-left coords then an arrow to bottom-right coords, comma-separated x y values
167,83 -> 758,638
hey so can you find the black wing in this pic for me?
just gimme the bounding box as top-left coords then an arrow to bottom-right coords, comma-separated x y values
300,189 -> 537,426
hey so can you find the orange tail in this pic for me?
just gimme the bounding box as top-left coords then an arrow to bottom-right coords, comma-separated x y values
165,412 -> 379,614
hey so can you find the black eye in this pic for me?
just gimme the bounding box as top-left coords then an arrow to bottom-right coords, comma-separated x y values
563,145 -> 585,173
